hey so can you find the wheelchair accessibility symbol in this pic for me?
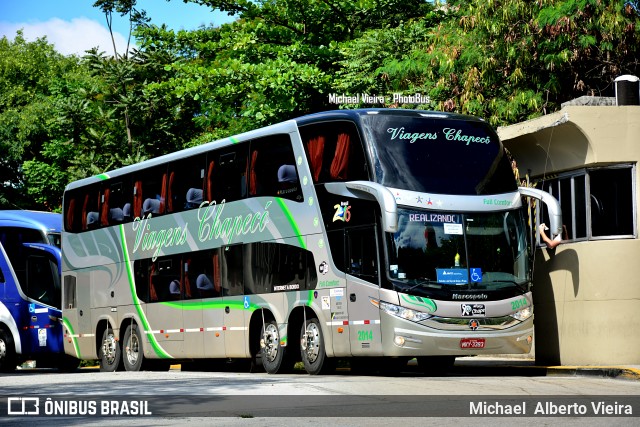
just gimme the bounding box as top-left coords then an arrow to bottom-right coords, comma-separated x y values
243,296 -> 250,309
470,268 -> 482,283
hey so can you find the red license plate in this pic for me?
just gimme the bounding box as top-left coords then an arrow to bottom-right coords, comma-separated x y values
460,338 -> 485,349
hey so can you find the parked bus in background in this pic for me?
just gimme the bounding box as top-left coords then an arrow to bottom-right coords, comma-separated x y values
61,109 -> 561,374
0,211 -> 78,372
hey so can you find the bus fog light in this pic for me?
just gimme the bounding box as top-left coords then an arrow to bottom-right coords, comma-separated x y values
394,336 -> 405,346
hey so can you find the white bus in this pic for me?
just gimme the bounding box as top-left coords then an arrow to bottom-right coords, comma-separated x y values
61,108 -> 561,374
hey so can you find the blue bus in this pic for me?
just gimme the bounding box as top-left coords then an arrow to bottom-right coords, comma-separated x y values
0,211 -> 78,372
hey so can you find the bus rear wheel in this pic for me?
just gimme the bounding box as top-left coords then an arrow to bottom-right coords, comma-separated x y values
300,318 -> 333,375
123,324 -> 144,372
99,327 -> 122,372
0,328 -> 17,373
261,319 -> 292,374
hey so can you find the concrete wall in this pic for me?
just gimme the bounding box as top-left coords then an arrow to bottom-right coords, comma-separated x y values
498,103 -> 640,365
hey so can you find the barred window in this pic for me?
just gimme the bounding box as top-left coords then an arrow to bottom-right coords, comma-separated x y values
535,164 -> 635,243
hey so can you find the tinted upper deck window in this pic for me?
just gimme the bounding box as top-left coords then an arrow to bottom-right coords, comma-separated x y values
362,114 -> 517,195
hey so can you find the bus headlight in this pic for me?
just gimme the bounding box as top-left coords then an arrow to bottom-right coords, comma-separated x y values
510,306 -> 532,321
372,299 -> 432,323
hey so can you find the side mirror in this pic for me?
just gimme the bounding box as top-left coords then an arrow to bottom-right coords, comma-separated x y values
518,187 -> 562,236
325,181 -> 398,232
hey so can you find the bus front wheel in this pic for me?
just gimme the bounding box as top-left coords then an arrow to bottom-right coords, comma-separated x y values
300,318 -> 333,375
99,327 -> 122,372
122,324 -> 144,372
0,328 -> 17,373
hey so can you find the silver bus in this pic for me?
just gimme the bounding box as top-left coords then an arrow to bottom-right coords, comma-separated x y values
61,109 -> 561,374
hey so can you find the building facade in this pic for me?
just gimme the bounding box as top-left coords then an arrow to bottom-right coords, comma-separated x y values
498,97 -> 640,365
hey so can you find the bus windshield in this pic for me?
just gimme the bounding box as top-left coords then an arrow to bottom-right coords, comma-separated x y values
361,113 -> 517,195
386,208 -> 530,293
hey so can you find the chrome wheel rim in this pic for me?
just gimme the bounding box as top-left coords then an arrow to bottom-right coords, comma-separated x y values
303,322 -> 320,363
263,323 -> 280,362
125,332 -> 140,366
102,333 -> 117,365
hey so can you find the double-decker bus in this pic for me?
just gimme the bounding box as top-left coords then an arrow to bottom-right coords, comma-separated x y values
0,211 -> 78,372
61,109 -> 561,374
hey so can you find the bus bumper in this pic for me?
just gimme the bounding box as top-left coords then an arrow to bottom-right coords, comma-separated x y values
379,312 -> 534,356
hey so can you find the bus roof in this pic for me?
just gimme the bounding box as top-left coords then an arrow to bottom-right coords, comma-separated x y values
0,210 -> 62,233
293,108 -> 486,126
63,108 -> 488,192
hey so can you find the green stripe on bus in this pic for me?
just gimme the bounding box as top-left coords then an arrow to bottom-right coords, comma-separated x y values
160,300 -> 259,311
230,136 -> 239,144
307,290 -> 314,307
118,224 -> 172,359
96,173 -> 109,181
61,317 -> 81,359
275,198 -> 305,249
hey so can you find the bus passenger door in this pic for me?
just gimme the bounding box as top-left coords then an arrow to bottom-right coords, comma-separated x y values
193,251 -> 225,359
221,244 -> 247,358
345,227 -> 382,356
62,272 -> 92,358
145,257 -> 184,357
21,247 -> 64,356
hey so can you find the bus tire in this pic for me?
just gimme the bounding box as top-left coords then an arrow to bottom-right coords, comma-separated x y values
122,324 -> 144,372
300,317 -> 333,375
261,319 -> 292,374
57,354 -> 80,373
0,328 -> 17,373
99,327 -> 122,372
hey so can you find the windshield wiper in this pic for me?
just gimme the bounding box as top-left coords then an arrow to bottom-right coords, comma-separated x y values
482,279 -> 529,293
404,278 -> 441,292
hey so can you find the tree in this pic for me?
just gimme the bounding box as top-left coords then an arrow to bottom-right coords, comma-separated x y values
0,32 -> 83,210
343,0 -> 640,125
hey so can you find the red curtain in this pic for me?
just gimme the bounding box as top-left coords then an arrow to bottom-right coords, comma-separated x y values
183,259 -> 191,298
133,180 -> 143,218
307,136 -> 325,182
212,252 -> 221,293
81,194 -> 89,230
159,172 -> 168,213
167,171 -> 175,213
66,199 -> 76,231
206,160 -> 215,202
330,133 -> 350,180
100,188 -> 110,226
149,264 -> 158,302
248,150 -> 258,196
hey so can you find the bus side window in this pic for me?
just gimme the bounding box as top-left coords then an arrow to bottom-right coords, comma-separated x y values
102,181 -> 129,226
170,154 -> 206,212
346,227 -> 379,283
221,245 -> 243,296
300,121 -> 367,184
248,134 -> 302,202
26,254 -> 61,308
135,165 -> 168,218
134,259 -> 150,303
187,250 -> 221,299
82,186 -> 101,231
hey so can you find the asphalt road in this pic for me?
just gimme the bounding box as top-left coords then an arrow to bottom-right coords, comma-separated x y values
1,357 -> 639,426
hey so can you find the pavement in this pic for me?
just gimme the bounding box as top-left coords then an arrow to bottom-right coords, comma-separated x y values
452,356 -> 640,381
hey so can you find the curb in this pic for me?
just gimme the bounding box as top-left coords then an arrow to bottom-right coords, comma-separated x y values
541,365 -> 640,381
